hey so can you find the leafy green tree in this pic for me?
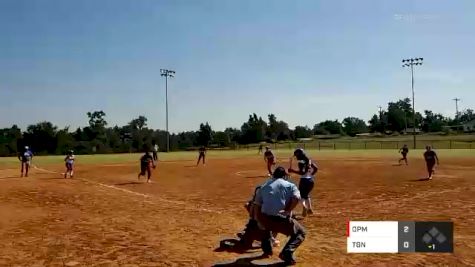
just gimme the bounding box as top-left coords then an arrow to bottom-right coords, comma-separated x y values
266,114 -> 290,141
214,131 -> 231,147
342,117 -> 368,136
294,126 -> 313,139
312,124 -> 329,135
55,127 -> 75,154
129,115 -> 148,130
197,122 -> 213,146
459,109 -> 474,123
241,113 -> 267,143
0,125 -> 22,155
23,122 -> 58,154
422,110 -> 448,132
314,120 -> 343,135
85,111 -> 109,152
368,114 -> 382,133
87,111 -> 107,128
224,128 -> 241,143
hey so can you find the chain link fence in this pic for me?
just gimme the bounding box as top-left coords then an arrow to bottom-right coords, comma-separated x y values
234,140 -> 475,151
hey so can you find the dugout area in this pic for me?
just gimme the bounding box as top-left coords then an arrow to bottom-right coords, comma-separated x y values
0,150 -> 474,266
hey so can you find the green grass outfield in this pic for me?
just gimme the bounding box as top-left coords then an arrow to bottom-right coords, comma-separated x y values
1,149 -> 473,168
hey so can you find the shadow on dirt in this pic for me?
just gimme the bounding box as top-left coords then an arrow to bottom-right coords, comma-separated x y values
212,254 -> 286,267
245,175 -> 268,179
408,178 -> 431,182
0,176 -> 22,180
115,181 -> 142,186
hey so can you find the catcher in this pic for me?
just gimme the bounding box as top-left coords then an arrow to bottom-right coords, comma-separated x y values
219,184 -> 279,253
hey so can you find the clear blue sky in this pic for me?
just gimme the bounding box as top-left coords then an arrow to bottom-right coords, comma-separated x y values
1,0 -> 474,133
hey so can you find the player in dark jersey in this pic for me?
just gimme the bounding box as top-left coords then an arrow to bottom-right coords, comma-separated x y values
18,146 -> 33,177
423,146 -> 439,180
288,148 -> 318,217
196,146 -> 206,166
263,147 -> 276,176
398,144 -> 409,165
138,151 -> 154,183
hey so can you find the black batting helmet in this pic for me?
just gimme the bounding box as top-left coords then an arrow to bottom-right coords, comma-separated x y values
273,166 -> 287,178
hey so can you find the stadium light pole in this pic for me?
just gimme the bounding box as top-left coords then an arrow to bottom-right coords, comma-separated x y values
160,69 -> 175,152
402,57 -> 423,149
453,98 -> 461,119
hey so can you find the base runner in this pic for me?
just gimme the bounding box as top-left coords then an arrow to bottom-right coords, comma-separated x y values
398,144 -> 409,165
264,147 -> 276,176
423,146 -> 439,180
288,148 -> 318,217
64,150 -> 75,179
18,146 -> 33,177
138,151 -> 155,183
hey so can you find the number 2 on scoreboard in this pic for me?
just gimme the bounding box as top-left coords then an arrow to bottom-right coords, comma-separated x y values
404,226 -> 409,233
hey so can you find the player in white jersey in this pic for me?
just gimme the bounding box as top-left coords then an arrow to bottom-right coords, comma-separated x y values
64,150 -> 75,178
288,148 -> 318,217
152,140 -> 159,162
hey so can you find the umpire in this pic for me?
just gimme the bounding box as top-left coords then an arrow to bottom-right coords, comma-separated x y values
254,166 -> 306,265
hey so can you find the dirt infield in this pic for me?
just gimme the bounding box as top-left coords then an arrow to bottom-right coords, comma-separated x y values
0,151 -> 474,266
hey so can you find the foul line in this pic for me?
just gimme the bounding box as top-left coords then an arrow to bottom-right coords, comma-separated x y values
32,165 -> 221,214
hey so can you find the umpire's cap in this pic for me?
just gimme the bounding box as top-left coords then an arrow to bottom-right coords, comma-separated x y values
273,166 -> 287,179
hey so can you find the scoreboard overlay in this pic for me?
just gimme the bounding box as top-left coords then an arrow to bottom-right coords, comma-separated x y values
347,221 -> 453,253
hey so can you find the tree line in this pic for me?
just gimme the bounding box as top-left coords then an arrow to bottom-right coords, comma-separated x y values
0,98 -> 473,156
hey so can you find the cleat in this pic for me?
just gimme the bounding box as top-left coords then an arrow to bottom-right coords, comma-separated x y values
261,252 -> 273,258
279,252 -> 296,265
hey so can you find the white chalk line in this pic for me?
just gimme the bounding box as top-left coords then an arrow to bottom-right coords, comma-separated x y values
32,165 -> 221,214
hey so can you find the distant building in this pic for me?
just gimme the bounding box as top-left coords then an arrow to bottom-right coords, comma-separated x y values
355,133 -> 372,137
462,120 -> 475,132
403,128 -> 422,134
297,138 -> 314,142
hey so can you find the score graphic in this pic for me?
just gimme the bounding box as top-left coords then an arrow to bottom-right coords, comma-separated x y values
347,221 -> 453,253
